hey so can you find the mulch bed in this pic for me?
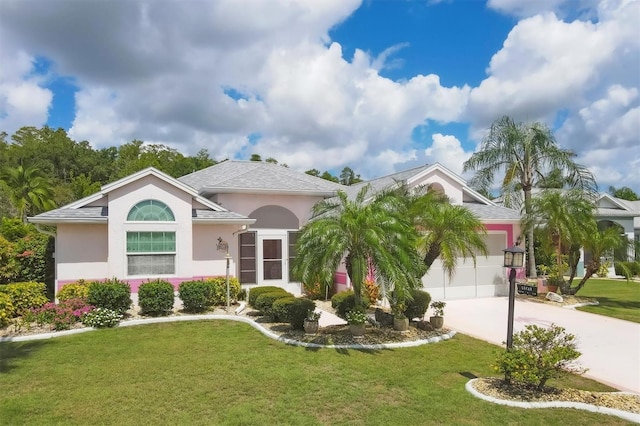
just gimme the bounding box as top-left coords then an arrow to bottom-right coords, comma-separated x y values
472,377 -> 640,414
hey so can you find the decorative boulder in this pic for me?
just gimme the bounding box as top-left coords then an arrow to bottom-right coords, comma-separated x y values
546,292 -> 564,303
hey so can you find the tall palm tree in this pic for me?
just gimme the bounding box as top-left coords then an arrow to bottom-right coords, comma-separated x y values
0,165 -> 56,222
463,116 -> 597,277
292,186 -> 424,308
523,189 -> 596,282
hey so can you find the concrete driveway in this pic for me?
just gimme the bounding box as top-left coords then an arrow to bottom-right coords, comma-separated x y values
441,297 -> 640,393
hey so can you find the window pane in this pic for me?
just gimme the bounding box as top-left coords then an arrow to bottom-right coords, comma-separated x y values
263,239 -> 282,260
127,200 -> 175,221
263,260 -> 282,280
239,231 -> 257,284
128,254 -> 175,275
127,232 -> 175,253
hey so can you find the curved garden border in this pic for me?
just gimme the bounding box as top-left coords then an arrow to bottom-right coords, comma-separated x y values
0,314 -> 457,350
465,378 -> 640,423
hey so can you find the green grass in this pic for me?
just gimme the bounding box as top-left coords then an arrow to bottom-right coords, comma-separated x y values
0,321 -> 629,425
573,278 -> 640,323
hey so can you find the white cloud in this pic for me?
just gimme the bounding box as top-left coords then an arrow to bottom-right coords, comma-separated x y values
423,134 -> 472,176
0,50 -> 52,134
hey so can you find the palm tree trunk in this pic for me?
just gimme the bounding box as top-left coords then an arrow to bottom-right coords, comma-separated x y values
423,245 -> 441,270
524,187 -> 537,278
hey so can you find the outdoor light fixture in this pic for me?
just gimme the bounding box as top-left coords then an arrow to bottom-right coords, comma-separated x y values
503,245 -> 525,349
217,237 -> 232,311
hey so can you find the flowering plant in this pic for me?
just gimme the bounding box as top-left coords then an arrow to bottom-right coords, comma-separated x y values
81,308 -> 121,328
306,310 -> 321,321
430,301 -> 446,317
345,309 -> 367,325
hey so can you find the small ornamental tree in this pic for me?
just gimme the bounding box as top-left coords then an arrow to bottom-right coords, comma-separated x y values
495,324 -> 585,390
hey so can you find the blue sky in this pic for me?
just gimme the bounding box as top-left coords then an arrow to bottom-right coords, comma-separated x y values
0,0 -> 638,191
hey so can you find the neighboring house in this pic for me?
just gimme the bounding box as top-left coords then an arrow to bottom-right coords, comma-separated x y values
30,161 -> 522,300
594,194 -> 640,263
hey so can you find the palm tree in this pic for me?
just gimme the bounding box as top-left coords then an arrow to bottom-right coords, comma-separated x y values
292,186 -> 424,308
406,190 -> 488,279
463,116 -> 597,277
0,165 -> 56,222
561,225 -> 628,295
523,189 -> 596,283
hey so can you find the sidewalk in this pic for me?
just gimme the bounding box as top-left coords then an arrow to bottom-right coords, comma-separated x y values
441,297 -> 640,393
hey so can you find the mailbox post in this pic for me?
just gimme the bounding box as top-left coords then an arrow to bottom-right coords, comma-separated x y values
503,245 -> 525,349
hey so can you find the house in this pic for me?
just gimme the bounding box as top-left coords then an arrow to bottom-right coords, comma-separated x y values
594,194 -> 640,266
29,160 -> 522,300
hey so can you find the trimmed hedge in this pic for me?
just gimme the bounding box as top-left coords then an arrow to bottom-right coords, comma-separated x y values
87,278 -> 131,315
138,279 -> 175,316
404,289 -> 431,320
57,280 -> 90,302
248,286 -> 288,307
255,291 -> 293,318
287,297 -> 316,330
179,280 -> 209,313
0,281 -> 48,316
331,290 -> 370,319
271,296 -> 297,323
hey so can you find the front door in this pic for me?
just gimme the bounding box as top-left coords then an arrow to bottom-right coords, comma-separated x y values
257,231 -> 287,288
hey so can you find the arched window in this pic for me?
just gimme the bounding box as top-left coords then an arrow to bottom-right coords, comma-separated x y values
127,200 -> 175,221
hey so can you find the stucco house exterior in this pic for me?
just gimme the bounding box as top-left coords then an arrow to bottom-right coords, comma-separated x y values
29,160 -> 522,300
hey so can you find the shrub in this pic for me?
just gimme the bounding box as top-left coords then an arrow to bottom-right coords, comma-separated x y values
0,292 -> 14,327
254,291 -> 293,318
271,296 -> 296,323
494,324 -> 584,390
302,281 -> 335,300
237,289 -> 247,301
81,308 -> 121,328
87,278 -> 131,315
404,289 -> 431,320
57,280 -> 90,302
331,291 -> 370,319
248,286 -> 288,307
596,261 -> 610,278
29,298 -> 94,331
138,279 -> 175,316
286,298 -> 316,330
0,281 -> 48,315
179,280 -> 209,313
203,277 -> 241,305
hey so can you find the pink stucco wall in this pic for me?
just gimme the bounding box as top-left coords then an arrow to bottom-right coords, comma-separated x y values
485,223 -> 526,280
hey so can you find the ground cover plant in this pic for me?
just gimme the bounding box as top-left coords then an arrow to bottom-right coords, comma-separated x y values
0,321 -> 625,425
574,278 -> 640,323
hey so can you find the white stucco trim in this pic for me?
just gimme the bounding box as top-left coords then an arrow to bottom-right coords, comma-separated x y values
201,187 -> 337,197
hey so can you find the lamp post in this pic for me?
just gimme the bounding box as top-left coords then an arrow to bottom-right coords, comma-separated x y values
217,237 -> 231,311
503,245 -> 525,349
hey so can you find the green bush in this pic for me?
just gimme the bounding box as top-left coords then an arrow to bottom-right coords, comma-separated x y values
179,280 -> 209,313
287,298 -> 316,330
331,291 -> 370,319
248,286 -> 288,307
0,281 -> 48,315
271,296 -> 297,323
203,277 -> 241,306
57,280 -> 90,302
404,289 -> 431,320
237,289 -> 247,301
495,324 -> 584,390
87,278 -> 131,315
138,279 -> 175,316
254,291 -> 293,318
0,292 -> 14,326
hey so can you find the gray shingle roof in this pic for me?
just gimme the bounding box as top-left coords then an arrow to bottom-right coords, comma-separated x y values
30,206 -> 108,223
463,203 -> 521,220
344,164 -> 432,199
192,210 -> 252,221
178,160 -> 346,194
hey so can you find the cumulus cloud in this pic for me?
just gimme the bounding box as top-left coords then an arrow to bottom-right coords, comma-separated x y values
0,51 -> 52,134
423,134 -> 472,176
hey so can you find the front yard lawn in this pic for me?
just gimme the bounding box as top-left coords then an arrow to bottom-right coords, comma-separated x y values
574,278 -> 640,323
0,321 -> 626,425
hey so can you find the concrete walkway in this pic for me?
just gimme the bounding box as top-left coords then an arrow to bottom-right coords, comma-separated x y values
440,297 -> 640,393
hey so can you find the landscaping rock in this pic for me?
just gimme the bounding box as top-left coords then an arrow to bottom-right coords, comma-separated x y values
546,292 -> 564,303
